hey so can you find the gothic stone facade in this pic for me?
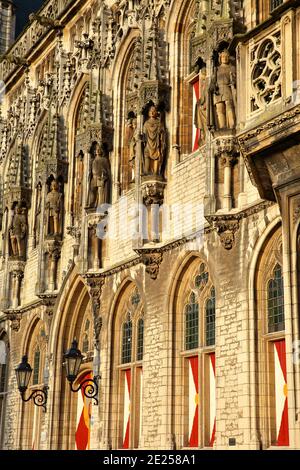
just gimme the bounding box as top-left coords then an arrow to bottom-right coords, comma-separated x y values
0,0 -> 300,450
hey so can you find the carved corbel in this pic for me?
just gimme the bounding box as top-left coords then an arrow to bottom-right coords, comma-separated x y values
6,311 -> 22,332
85,276 -> 105,350
29,14 -> 61,30
67,226 -> 81,257
213,218 -> 240,250
140,251 -> 163,280
141,179 -> 166,207
38,293 -> 57,324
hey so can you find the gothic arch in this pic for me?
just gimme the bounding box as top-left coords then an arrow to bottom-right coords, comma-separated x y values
167,0 -> 200,157
110,29 -> 140,194
0,330 -> 9,449
251,221 -> 291,448
107,279 -> 145,449
247,217 -> 282,448
48,269 -> 92,450
66,76 -> 89,221
18,316 -> 47,450
170,253 -> 216,448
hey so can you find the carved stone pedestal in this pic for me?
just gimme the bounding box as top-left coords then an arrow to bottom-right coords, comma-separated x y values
214,136 -> 238,212
141,177 -> 166,244
8,260 -> 26,309
44,238 -> 62,291
86,211 -> 107,271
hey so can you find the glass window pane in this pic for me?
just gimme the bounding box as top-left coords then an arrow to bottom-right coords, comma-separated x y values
33,349 -> 40,385
268,264 -> 285,333
82,334 -> 89,353
195,263 -> 209,289
122,319 -> 132,364
185,294 -> 199,350
137,318 -> 144,361
206,288 -> 216,347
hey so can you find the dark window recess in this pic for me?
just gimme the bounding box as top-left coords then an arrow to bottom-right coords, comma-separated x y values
0,364 -> 7,393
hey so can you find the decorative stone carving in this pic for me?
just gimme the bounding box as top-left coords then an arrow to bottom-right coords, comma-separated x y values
6,311 -> 22,332
293,199 -> 300,223
8,260 -> 25,309
250,30 -> 281,113
140,252 -> 163,280
45,180 -> 63,237
9,204 -> 27,259
87,143 -> 111,210
85,276 -> 105,350
143,105 -> 166,176
194,67 -> 208,147
125,115 -> 138,183
45,239 -> 62,291
209,49 -> 236,130
141,179 -> 166,207
210,217 -> 240,250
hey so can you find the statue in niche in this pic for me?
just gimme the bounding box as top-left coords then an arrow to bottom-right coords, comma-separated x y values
45,180 -> 63,236
88,143 -> 111,209
9,204 -> 27,258
143,105 -> 166,176
34,183 -> 42,245
194,67 -> 208,146
125,115 -> 138,182
209,49 -> 236,130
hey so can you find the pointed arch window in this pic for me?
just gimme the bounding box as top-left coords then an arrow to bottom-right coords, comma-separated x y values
256,231 -> 289,447
268,264 -> 285,333
114,286 -> 144,449
180,262 -> 216,448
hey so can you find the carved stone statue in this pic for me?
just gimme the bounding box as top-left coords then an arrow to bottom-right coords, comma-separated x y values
194,67 -> 208,146
9,204 -> 27,258
125,116 -> 138,182
88,143 -> 111,209
143,106 -> 166,176
45,180 -> 63,236
209,49 -> 236,130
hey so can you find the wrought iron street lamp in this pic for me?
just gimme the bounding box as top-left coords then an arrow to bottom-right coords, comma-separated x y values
64,340 -> 99,405
15,356 -> 48,412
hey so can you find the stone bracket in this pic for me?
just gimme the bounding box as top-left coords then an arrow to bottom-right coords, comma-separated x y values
83,275 -> 105,350
5,310 -> 22,332
141,178 -> 166,207
135,249 -> 164,280
206,214 -> 241,250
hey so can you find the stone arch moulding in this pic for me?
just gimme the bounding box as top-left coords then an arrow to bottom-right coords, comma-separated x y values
247,217 -> 282,449
107,279 -> 144,450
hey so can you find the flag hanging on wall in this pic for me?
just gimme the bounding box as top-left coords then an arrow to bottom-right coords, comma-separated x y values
75,372 -> 92,450
274,340 -> 289,446
188,356 -> 199,447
